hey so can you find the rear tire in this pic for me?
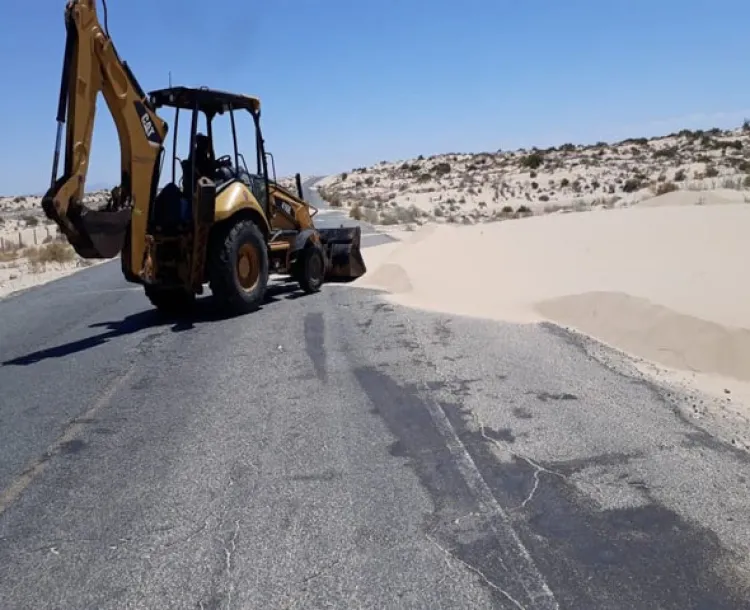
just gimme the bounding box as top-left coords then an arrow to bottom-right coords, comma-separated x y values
144,286 -> 195,317
295,245 -> 325,294
208,218 -> 269,315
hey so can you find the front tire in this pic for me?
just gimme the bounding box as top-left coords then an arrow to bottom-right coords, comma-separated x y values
144,285 -> 195,317
208,219 -> 269,315
295,245 -> 325,294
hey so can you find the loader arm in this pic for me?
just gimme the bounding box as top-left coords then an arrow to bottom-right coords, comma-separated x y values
42,0 -> 167,276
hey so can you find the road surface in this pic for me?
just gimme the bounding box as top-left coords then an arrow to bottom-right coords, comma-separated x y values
1,181 -> 749,609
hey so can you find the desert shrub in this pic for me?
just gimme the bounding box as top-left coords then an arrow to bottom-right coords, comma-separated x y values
361,207 -> 379,224
539,194 -> 550,202
560,178 -> 570,188
705,165 -> 719,178
721,177 -> 743,190
744,175 -> 750,188
22,215 -> 39,226
519,153 -> 544,170
622,178 -> 642,193
516,205 -> 533,218
674,169 -> 686,181
653,147 -> 678,159
433,162 -> 451,176
27,242 -> 75,264
327,192 -> 343,207
655,181 -> 679,195
394,205 -> 420,224
492,207 -> 515,221
0,248 -> 19,262
379,211 -> 399,225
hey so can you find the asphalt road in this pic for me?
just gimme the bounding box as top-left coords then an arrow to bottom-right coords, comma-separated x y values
303,177 -> 396,249
1,183 -> 750,609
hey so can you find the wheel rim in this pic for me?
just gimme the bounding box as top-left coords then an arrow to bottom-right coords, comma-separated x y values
237,243 -> 260,291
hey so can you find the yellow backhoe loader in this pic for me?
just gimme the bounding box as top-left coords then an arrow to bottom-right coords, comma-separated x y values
42,0 -> 365,316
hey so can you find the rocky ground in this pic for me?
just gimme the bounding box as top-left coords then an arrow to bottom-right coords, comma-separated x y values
315,122 -> 750,225
0,190 -> 111,299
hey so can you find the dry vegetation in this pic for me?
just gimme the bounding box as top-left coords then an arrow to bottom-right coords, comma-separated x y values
315,121 -> 750,226
0,191 -> 109,297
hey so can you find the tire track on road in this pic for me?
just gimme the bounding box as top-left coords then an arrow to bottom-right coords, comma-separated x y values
0,327 -> 172,517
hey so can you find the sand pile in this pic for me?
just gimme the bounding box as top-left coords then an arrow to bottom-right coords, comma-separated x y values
355,203 -> 750,388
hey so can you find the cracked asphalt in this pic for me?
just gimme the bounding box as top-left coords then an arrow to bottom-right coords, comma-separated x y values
2,190 -> 750,608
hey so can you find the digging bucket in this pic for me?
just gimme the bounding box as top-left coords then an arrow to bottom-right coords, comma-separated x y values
42,194 -> 131,260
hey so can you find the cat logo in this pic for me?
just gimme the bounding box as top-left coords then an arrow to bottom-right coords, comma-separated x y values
141,113 -> 155,139
133,101 -> 162,147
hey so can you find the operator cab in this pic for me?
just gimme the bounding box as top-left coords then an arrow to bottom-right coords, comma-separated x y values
147,86 -> 271,231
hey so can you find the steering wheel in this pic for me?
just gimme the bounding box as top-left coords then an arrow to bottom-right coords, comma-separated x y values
215,155 -> 233,168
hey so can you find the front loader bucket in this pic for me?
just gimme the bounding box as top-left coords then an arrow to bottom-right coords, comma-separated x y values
319,226 -> 367,281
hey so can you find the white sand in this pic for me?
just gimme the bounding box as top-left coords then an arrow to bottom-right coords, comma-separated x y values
355,202 -> 750,408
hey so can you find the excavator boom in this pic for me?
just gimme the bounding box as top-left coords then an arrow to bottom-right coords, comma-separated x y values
43,0 -> 167,274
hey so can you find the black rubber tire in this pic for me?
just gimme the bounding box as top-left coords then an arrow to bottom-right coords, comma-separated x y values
207,218 -> 269,315
144,285 -> 195,317
296,245 -> 325,294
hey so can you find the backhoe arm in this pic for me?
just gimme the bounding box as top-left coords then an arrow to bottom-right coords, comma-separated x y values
42,0 -> 167,274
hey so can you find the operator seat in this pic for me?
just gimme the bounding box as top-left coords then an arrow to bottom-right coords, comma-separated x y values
214,162 -> 237,187
181,133 -> 214,194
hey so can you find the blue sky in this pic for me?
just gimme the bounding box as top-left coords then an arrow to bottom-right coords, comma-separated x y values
1,0 -> 750,194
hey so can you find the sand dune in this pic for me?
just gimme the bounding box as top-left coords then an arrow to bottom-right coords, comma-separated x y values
355,203 -> 750,403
